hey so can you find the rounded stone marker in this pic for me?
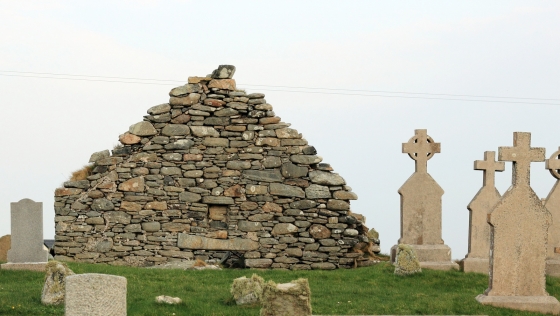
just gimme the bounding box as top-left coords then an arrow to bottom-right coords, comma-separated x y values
65,273 -> 127,316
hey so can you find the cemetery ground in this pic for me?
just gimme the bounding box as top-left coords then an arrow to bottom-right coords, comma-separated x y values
2,261 -> 560,316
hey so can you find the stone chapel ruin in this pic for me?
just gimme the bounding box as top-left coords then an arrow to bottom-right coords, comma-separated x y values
53,65 -> 373,269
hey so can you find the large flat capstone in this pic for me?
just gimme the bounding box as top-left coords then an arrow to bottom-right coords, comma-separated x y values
177,234 -> 259,251
309,171 -> 346,185
243,170 -> 282,182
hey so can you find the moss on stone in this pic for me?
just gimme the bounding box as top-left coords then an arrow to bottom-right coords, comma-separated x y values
368,228 -> 379,240
260,278 -> 311,316
230,274 -> 265,305
41,261 -> 75,305
394,244 -> 422,276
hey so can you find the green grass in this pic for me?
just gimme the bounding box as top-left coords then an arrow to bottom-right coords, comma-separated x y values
2,262 -> 560,315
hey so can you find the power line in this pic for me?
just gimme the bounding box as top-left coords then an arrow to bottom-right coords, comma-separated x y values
0,73 -> 174,86
241,84 -> 560,102
1,70 -> 559,105
3,69 -> 559,101
0,70 -> 182,83
242,89 -> 560,105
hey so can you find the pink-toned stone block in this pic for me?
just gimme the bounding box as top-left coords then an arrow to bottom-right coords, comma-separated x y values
391,129 -> 458,270
545,147 -> 560,276
477,132 -> 560,314
462,151 -> 504,274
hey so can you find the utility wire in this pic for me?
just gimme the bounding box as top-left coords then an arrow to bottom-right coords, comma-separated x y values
242,84 -> 560,101
1,70 -> 559,105
242,88 -> 560,105
0,73 -> 174,86
0,70 -> 182,83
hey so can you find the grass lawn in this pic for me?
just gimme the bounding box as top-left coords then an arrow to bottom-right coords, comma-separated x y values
1,261 -> 560,315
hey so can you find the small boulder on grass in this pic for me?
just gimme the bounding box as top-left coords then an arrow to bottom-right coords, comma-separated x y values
394,244 -> 422,276
155,295 -> 182,304
231,274 -> 265,305
260,278 -> 311,316
41,261 -> 75,305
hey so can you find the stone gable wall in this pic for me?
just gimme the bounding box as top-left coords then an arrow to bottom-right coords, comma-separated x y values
53,65 -> 369,269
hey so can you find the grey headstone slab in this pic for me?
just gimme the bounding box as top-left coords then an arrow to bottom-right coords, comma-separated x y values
7,199 -> 48,263
65,273 -> 127,316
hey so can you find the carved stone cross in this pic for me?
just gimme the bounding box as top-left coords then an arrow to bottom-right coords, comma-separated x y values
499,132 -> 545,186
463,151 -> 504,273
475,151 -> 505,188
477,132 -> 559,314
546,147 -> 560,179
392,129 -> 458,270
402,129 -> 440,173
545,147 -> 560,275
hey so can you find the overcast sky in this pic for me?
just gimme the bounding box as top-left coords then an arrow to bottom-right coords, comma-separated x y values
1,1 -> 559,259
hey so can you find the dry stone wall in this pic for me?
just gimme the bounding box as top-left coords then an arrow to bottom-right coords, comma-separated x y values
53,65 -> 369,269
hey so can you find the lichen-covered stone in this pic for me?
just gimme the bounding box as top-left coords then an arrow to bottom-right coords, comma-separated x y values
41,261 -> 75,305
309,171 -> 345,185
231,274 -> 265,305
211,65 -> 236,79
177,234 -> 259,251
260,278 -> 311,316
89,150 -> 110,163
394,244 -> 422,276
129,121 -> 157,136
155,295 -> 182,304
0,235 -> 11,262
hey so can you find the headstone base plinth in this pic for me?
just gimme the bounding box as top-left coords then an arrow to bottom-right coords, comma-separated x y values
546,259 -> 560,277
1,262 -> 47,272
476,294 -> 560,315
462,257 -> 489,274
391,244 -> 458,270
420,261 -> 460,270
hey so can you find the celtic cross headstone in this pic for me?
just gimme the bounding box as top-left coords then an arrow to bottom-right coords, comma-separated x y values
390,129 -> 458,270
545,147 -> 560,276
477,132 -> 560,314
463,151 -> 504,274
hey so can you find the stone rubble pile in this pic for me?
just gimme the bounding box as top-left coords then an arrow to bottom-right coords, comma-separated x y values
53,65 -> 372,269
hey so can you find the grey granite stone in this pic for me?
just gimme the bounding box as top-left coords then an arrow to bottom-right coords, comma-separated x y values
7,199 -> 48,263
65,273 -> 127,316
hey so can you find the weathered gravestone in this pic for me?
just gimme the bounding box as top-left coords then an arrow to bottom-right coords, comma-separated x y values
476,132 -> 560,314
0,199 -> 48,271
260,278 -> 311,316
390,129 -> 458,270
462,151 -> 504,274
394,244 -> 422,276
65,273 -> 127,316
231,274 -> 265,305
545,147 -> 560,276
41,261 -> 75,305
0,235 -> 11,262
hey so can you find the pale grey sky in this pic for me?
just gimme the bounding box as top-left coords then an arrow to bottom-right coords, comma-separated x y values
1,1 -> 559,259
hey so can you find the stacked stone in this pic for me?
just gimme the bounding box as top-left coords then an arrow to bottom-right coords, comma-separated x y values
53,65 -> 368,270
